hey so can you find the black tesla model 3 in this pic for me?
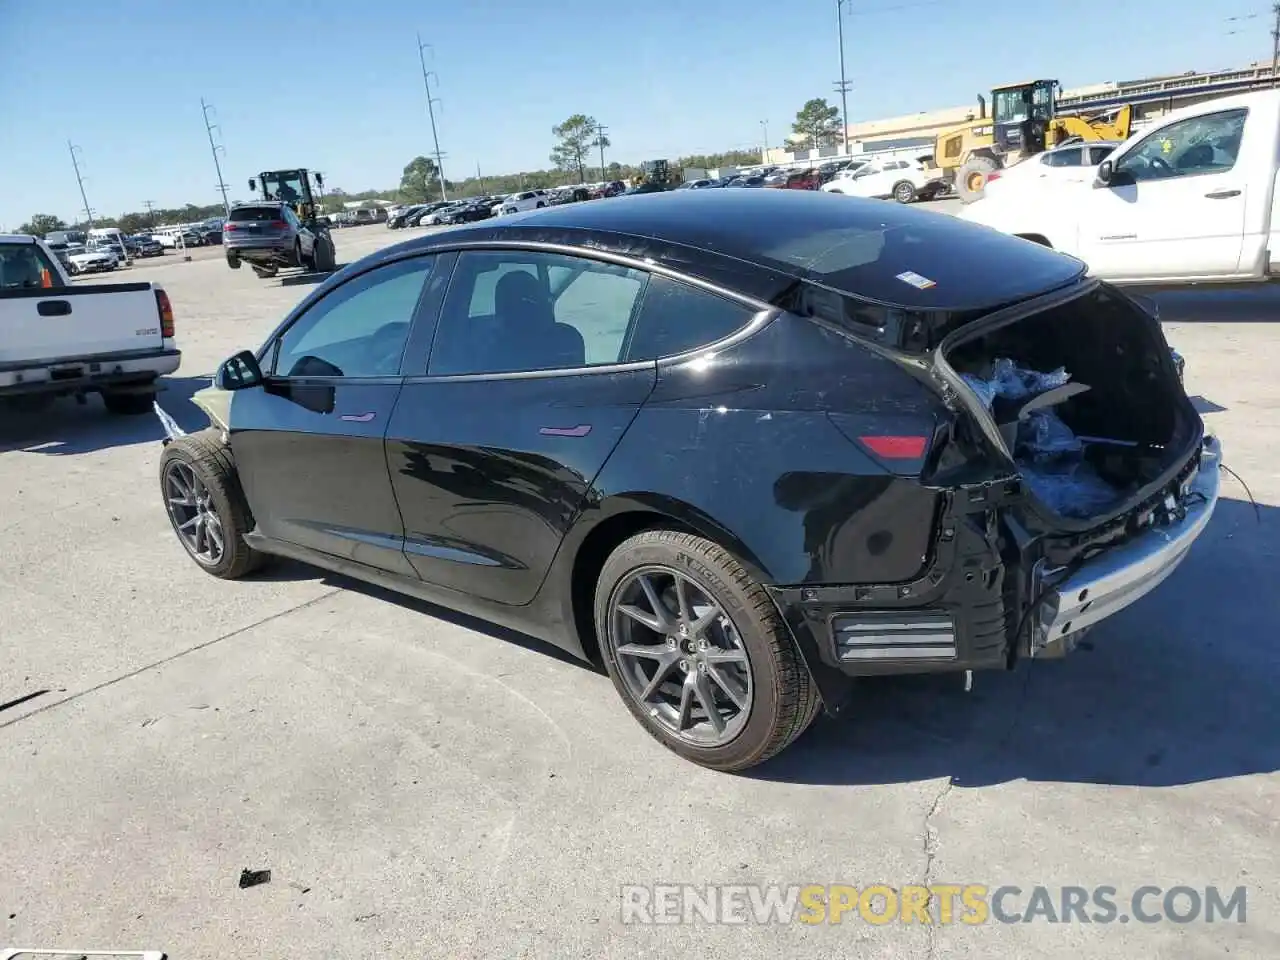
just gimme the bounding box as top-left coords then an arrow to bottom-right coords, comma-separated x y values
158,189 -> 1218,771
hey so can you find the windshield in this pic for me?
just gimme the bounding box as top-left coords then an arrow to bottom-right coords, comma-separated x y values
261,171 -> 306,203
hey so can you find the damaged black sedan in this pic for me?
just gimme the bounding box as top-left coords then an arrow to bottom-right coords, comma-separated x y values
156,190 -> 1220,771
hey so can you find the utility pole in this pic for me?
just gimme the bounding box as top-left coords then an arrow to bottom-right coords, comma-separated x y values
416,35 -> 449,200
67,141 -> 94,229
1272,2 -> 1279,87
594,122 -> 609,181
201,98 -> 232,216
760,120 -> 769,162
476,161 -> 486,193
835,0 -> 852,155
142,199 -> 156,228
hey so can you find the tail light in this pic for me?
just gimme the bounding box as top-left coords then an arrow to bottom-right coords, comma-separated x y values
224,223 -> 240,232
986,172 -> 1002,183
155,289 -> 175,339
270,221 -> 287,230
828,413 -> 935,476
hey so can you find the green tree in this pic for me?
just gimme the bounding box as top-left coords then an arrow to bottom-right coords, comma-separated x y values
550,114 -> 600,183
399,156 -> 441,203
17,213 -> 67,237
792,98 -> 843,148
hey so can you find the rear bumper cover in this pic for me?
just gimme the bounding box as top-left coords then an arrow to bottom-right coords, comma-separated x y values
768,436 -> 1222,706
1033,433 -> 1220,648
0,347 -> 181,396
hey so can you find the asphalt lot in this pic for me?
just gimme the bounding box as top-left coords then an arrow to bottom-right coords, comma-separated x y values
1,213 -> 1277,959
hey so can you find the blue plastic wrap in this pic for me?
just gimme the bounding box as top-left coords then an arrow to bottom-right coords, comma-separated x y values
961,358 -> 1121,518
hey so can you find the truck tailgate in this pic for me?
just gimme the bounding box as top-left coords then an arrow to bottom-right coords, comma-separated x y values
0,283 -> 163,364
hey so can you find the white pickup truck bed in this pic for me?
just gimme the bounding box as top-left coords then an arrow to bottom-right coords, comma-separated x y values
0,234 -> 180,412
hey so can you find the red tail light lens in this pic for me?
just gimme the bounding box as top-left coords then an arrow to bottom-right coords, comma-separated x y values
224,223 -> 240,232
859,435 -> 929,459
987,172 -> 1002,183
270,221 -> 287,230
155,289 -> 175,339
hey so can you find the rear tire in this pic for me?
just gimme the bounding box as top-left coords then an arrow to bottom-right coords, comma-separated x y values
159,429 -> 266,579
102,388 -> 156,415
226,254 -> 241,270
594,529 -> 819,772
892,180 -> 917,204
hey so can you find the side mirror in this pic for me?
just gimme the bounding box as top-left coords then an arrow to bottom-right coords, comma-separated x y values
214,350 -> 264,391
1095,160 -> 1114,186
248,178 -> 257,191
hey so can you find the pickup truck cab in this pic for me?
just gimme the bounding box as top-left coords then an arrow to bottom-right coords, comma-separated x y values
0,234 -> 180,413
961,89 -> 1280,285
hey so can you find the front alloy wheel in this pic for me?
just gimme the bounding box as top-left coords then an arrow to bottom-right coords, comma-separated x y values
164,460 -> 225,566
610,566 -> 753,746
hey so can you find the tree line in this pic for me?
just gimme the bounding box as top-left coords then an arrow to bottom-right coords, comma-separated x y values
15,99 -> 840,238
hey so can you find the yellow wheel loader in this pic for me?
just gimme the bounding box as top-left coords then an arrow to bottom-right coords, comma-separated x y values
933,79 -> 1132,203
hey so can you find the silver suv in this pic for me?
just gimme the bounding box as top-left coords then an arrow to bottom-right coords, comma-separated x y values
223,202 -> 317,278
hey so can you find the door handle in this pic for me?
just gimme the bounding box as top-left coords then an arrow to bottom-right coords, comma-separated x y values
1204,189 -> 1241,199
340,412 -> 377,423
37,300 -> 72,317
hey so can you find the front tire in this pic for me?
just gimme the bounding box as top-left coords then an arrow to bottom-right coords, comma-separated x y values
159,429 -> 265,579
892,180 -> 917,204
595,529 -> 819,771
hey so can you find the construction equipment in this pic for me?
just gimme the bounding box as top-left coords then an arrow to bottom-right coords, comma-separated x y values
933,80 -> 1133,203
245,168 -> 336,271
630,159 -> 682,193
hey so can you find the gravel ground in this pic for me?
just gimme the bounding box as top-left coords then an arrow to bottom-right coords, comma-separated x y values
1,209 -> 1276,959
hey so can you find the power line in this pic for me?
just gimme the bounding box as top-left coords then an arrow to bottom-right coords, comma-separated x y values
416,35 -> 449,201
67,141 -> 94,229
201,98 -> 231,216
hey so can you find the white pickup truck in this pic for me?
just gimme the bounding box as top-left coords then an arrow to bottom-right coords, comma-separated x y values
960,88 -> 1280,285
0,234 -> 181,413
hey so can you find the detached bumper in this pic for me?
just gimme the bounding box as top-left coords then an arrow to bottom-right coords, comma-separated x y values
1033,434 -> 1221,649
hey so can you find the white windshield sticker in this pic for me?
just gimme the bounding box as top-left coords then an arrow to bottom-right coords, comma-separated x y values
896,270 -> 936,290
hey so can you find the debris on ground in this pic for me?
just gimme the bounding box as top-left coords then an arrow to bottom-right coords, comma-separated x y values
239,868 -> 272,889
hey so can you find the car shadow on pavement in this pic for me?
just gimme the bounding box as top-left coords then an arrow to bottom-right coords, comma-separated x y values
246,558 -> 590,670
280,264 -> 347,287
0,375 -> 212,456
752,497 -> 1279,789
1190,395 -> 1228,415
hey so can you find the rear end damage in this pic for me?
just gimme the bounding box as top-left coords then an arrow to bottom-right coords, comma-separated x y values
768,279 -> 1220,686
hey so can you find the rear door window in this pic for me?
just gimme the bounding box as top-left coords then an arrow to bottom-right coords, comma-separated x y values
625,276 -> 757,361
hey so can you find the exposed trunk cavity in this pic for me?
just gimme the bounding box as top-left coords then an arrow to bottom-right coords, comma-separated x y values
940,284 -> 1200,523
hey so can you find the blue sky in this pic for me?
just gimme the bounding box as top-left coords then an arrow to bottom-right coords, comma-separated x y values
0,0 -> 1268,228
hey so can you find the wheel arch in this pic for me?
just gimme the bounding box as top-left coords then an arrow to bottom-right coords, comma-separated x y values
561,496 -> 774,667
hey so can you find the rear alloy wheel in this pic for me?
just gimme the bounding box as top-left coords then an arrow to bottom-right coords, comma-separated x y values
893,180 -> 917,204
596,529 -> 819,771
160,429 -> 265,579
